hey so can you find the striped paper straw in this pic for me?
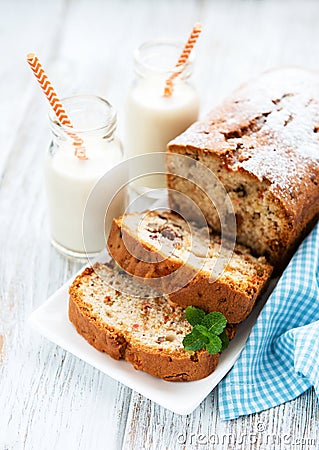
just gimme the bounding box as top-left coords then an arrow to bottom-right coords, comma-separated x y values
163,23 -> 202,97
26,52 -> 87,160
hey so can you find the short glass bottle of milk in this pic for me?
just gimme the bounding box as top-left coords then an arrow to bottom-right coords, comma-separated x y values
125,40 -> 200,191
46,95 -> 127,259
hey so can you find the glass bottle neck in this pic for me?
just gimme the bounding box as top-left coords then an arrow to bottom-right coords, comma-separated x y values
49,95 -> 117,146
133,40 -> 194,80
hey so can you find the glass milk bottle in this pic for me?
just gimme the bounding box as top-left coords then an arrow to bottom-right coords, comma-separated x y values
125,40 -> 200,191
46,95 -> 127,259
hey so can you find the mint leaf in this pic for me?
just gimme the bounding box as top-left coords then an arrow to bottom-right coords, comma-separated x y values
193,324 -> 211,338
185,306 -> 206,326
182,327 -> 209,351
202,312 -> 227,335
205,335 -> 222,354
219,330 -> 229,351
183,307 -> 229,355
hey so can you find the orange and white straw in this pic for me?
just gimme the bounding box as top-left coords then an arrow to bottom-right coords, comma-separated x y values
26,52 -> 87,160
163,23 -> 202,97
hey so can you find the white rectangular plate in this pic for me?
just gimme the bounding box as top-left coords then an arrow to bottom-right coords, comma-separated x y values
29,263 -> 276,415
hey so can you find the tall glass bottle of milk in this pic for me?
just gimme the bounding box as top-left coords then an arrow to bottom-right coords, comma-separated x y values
125,40 -> 200,191
46,95 -> 127,259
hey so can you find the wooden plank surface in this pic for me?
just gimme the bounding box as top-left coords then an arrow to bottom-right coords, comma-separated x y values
1,0 -> 319,449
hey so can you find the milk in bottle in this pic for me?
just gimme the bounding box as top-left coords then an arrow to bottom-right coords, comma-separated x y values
46,95 -> 127,258
126,41 -> 199,190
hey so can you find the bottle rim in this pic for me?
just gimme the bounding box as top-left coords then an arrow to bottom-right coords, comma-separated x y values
49,94 -> 117,136
133,39 -> 195,78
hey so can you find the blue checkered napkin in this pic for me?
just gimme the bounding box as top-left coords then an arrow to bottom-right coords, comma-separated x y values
218,223 -> 319,420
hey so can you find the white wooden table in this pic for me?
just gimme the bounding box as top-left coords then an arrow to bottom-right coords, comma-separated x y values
1,0 -> 319,448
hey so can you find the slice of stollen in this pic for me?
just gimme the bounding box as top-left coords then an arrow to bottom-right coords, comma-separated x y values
107,210 -> 273,324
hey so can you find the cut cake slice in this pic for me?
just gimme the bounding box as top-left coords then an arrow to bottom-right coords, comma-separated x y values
107,210 -> 273,323
69,261 -> 236,381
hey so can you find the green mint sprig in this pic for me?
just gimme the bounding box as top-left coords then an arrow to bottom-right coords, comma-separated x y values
183,306 -> 229,355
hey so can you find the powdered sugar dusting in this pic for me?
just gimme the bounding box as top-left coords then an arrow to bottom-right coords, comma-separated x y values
169,67 -> 319,208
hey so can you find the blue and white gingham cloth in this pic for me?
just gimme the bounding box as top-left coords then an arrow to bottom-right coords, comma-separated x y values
218,222 -> 319,420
